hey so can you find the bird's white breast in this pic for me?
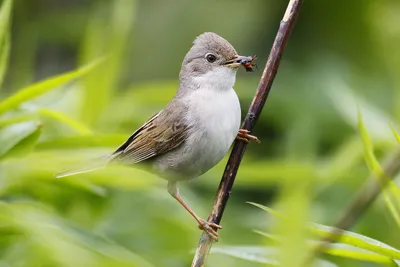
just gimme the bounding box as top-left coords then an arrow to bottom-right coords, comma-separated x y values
183,68 -> 241,176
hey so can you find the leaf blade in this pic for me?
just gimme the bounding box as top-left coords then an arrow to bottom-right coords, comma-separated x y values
38,108 -> 92,135
0,121 -> 41,159
0,31 -> 10,88
211,246 -> 337,267
390,124 -> 400,144
0,0 -> 12,89
251,203 -> 400,261
0,59 -> 102,116
358,109 -> 400,227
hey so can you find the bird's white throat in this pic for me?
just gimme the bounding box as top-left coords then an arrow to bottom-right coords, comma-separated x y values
192,66 -> 237,92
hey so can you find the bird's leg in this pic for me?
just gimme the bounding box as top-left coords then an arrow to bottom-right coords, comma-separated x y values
167,181 -> 222,240
236,129 -> 260,143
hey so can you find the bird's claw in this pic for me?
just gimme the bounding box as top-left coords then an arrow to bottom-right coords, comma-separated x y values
237,129 -> 260,143
198,219 -> 222,241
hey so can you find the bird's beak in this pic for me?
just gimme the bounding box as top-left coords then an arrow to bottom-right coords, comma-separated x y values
222,55 -> 254,69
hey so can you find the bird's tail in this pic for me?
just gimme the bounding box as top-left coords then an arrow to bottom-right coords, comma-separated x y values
56,155 -> 112,178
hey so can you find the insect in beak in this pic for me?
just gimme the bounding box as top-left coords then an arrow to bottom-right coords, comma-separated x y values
239,55 -> 258,72
223,55 -> 258,72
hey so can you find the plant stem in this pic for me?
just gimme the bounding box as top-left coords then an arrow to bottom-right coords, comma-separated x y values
191,1 -> 304,266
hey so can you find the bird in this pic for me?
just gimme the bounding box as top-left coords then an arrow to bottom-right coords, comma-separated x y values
57,32 -> 259,240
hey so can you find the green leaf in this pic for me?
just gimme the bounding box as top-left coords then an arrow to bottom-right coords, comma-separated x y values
247,202 -> 284,219
390,124 -> 400,144
0,59 -> 102,116
253,230 -> 280,242
79,0 -> 136,125
0,113 -> 36,128
0,121 -> 41,159
254,232 -> 399,267
211,246 -> 278,265
0,0 -> 12,89
0,108 -> 91,135
358,108 -> 382,175
358,109 -> 400,227
211,246 -> 336,267
0,202 -> 154,267
0,0 -> 12,40
38,108 -> 92,135
36,133 -> 127,150
252,203 -> 400,263
322,244 -> 399,266
310,223 -> 400,260
0,31 -> 10,88
4,122 -> 41,159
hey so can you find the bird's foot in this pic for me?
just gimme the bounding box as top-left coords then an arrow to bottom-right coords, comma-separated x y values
236,129 -> 260,143
198,219 -> 222,241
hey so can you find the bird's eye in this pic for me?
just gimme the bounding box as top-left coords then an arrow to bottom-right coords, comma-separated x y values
205,53 -> 217,63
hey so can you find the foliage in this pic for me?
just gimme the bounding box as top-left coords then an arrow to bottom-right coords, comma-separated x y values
0,0 -> 400,266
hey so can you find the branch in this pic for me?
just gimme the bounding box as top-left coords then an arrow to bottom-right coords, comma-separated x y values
191,1 -> 304,266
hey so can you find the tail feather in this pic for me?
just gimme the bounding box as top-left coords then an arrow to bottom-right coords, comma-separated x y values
56,155 -> 112,178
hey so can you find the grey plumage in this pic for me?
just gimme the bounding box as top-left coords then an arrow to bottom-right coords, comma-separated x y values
179,32 -> 237,82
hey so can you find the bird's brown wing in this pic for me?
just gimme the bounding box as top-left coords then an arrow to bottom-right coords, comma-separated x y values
111,110 -> 190,164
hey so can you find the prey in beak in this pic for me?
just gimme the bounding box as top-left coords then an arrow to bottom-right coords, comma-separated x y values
223,55 -> 257,72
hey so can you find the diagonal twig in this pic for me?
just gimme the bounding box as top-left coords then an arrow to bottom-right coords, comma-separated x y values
191,1 -> 304,266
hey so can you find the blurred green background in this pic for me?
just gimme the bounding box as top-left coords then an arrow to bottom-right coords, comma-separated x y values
1,0 -> 400,266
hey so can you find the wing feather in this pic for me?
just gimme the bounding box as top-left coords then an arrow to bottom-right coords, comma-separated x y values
111,109 -> 190,164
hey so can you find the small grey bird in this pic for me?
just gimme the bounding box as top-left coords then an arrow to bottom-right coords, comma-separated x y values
58,32 -> 259,240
